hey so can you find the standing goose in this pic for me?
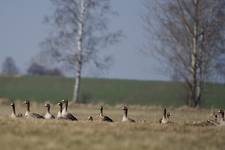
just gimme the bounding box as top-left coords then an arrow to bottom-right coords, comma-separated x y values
44,103 -> 55,119
10,102 -> 22,118
57,102 -> 65,119
61,100 -> 78,121
24,100 -> 44,119
99,106 -> 113,122
159,108 -> 170,124
122,106 -> 135,122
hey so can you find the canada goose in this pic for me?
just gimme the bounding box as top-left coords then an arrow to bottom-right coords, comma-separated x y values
159,108 -> 170,124
88,116 -> 93,121
61,100 -> 78,121
122,106 -> 135,122
99,106 -> 113,122
24,100 -> 44,119
10,102 -> 22,118
44,103 -> 55,119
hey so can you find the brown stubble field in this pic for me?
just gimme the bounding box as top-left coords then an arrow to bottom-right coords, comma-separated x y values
0,100 -> 225,150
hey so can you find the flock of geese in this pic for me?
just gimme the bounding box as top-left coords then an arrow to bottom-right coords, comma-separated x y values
9,100 -> 225,126
10,100 -> 135,122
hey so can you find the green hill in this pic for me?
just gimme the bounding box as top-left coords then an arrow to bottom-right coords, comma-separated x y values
0,76 -> 224,107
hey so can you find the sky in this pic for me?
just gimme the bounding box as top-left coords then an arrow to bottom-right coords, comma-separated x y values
0,0 -> 170,81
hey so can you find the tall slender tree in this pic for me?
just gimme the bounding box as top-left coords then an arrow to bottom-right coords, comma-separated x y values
143,0 -> 225,107
41,0 -> 122,103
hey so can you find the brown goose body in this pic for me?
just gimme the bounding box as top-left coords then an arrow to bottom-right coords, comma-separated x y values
10,102 -> 22,118
206,112 -> 220,126
24,100 -> 44,119
122,106 -> 135,123
44,103 -> 55,119
61,100 -> 78,121
99,106 -> 113,122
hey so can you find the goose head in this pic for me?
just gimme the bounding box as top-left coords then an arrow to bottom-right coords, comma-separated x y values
218,109 -> 225,120
44,103 -> 50,108
122,106 -> 128,111
61,99 -> 68,104
88,116 -> 93,121
24,100 -> 30,111
10,102 -> 15,107
167,112 -> 171,118
44,103 -> 51,112
24,100 -> 30,105
58,102 -> 63,112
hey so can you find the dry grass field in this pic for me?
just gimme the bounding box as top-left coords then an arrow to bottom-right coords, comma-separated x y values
0,100 -> 225,150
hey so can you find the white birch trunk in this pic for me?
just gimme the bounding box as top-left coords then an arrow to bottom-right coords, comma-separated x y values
190,0 -> 200,107
73,0 -> 85,103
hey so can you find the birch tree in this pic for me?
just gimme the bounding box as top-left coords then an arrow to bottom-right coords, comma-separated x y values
41,0 -> 121,103
143,0 -> 225,107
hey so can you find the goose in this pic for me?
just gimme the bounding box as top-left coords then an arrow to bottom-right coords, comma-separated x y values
122,106 -> 135,122
88,116 -> 93,121
10,102 -> 22,118
99,106 -> 113,122
189,112 -> 219,127
24,100 -> 44,119
44,103 -> 55,119
61,100 -> 78,121
218,109 -> 225,126
159,108 -> 170,124
61,99 -> 68,116
57,102 -> 65,119
206,111 -> 219,125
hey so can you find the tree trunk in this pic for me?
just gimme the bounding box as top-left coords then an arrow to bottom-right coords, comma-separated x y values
190,0 -> 200,107
73,65 -> 82,103
73,0 -> 85,103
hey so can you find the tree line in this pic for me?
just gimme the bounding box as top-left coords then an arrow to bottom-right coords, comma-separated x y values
1,56 -> 64,77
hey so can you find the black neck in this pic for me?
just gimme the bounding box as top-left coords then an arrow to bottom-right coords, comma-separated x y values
124,109 -> 128,117
12,105 -> 16,114
27,103 -> 30,112
222,112 -> 224,119
59,105 -> 62,113
65,101 -> 68,111
163,109 -> 167,118
47,106 -> 50,113
100,108 -> 103,115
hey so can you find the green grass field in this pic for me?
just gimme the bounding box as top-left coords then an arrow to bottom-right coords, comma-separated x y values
0,76 -> 225,107
1,102 -> 225,150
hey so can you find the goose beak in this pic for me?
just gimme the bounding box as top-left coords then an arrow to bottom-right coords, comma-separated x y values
218,109 -> 223,113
